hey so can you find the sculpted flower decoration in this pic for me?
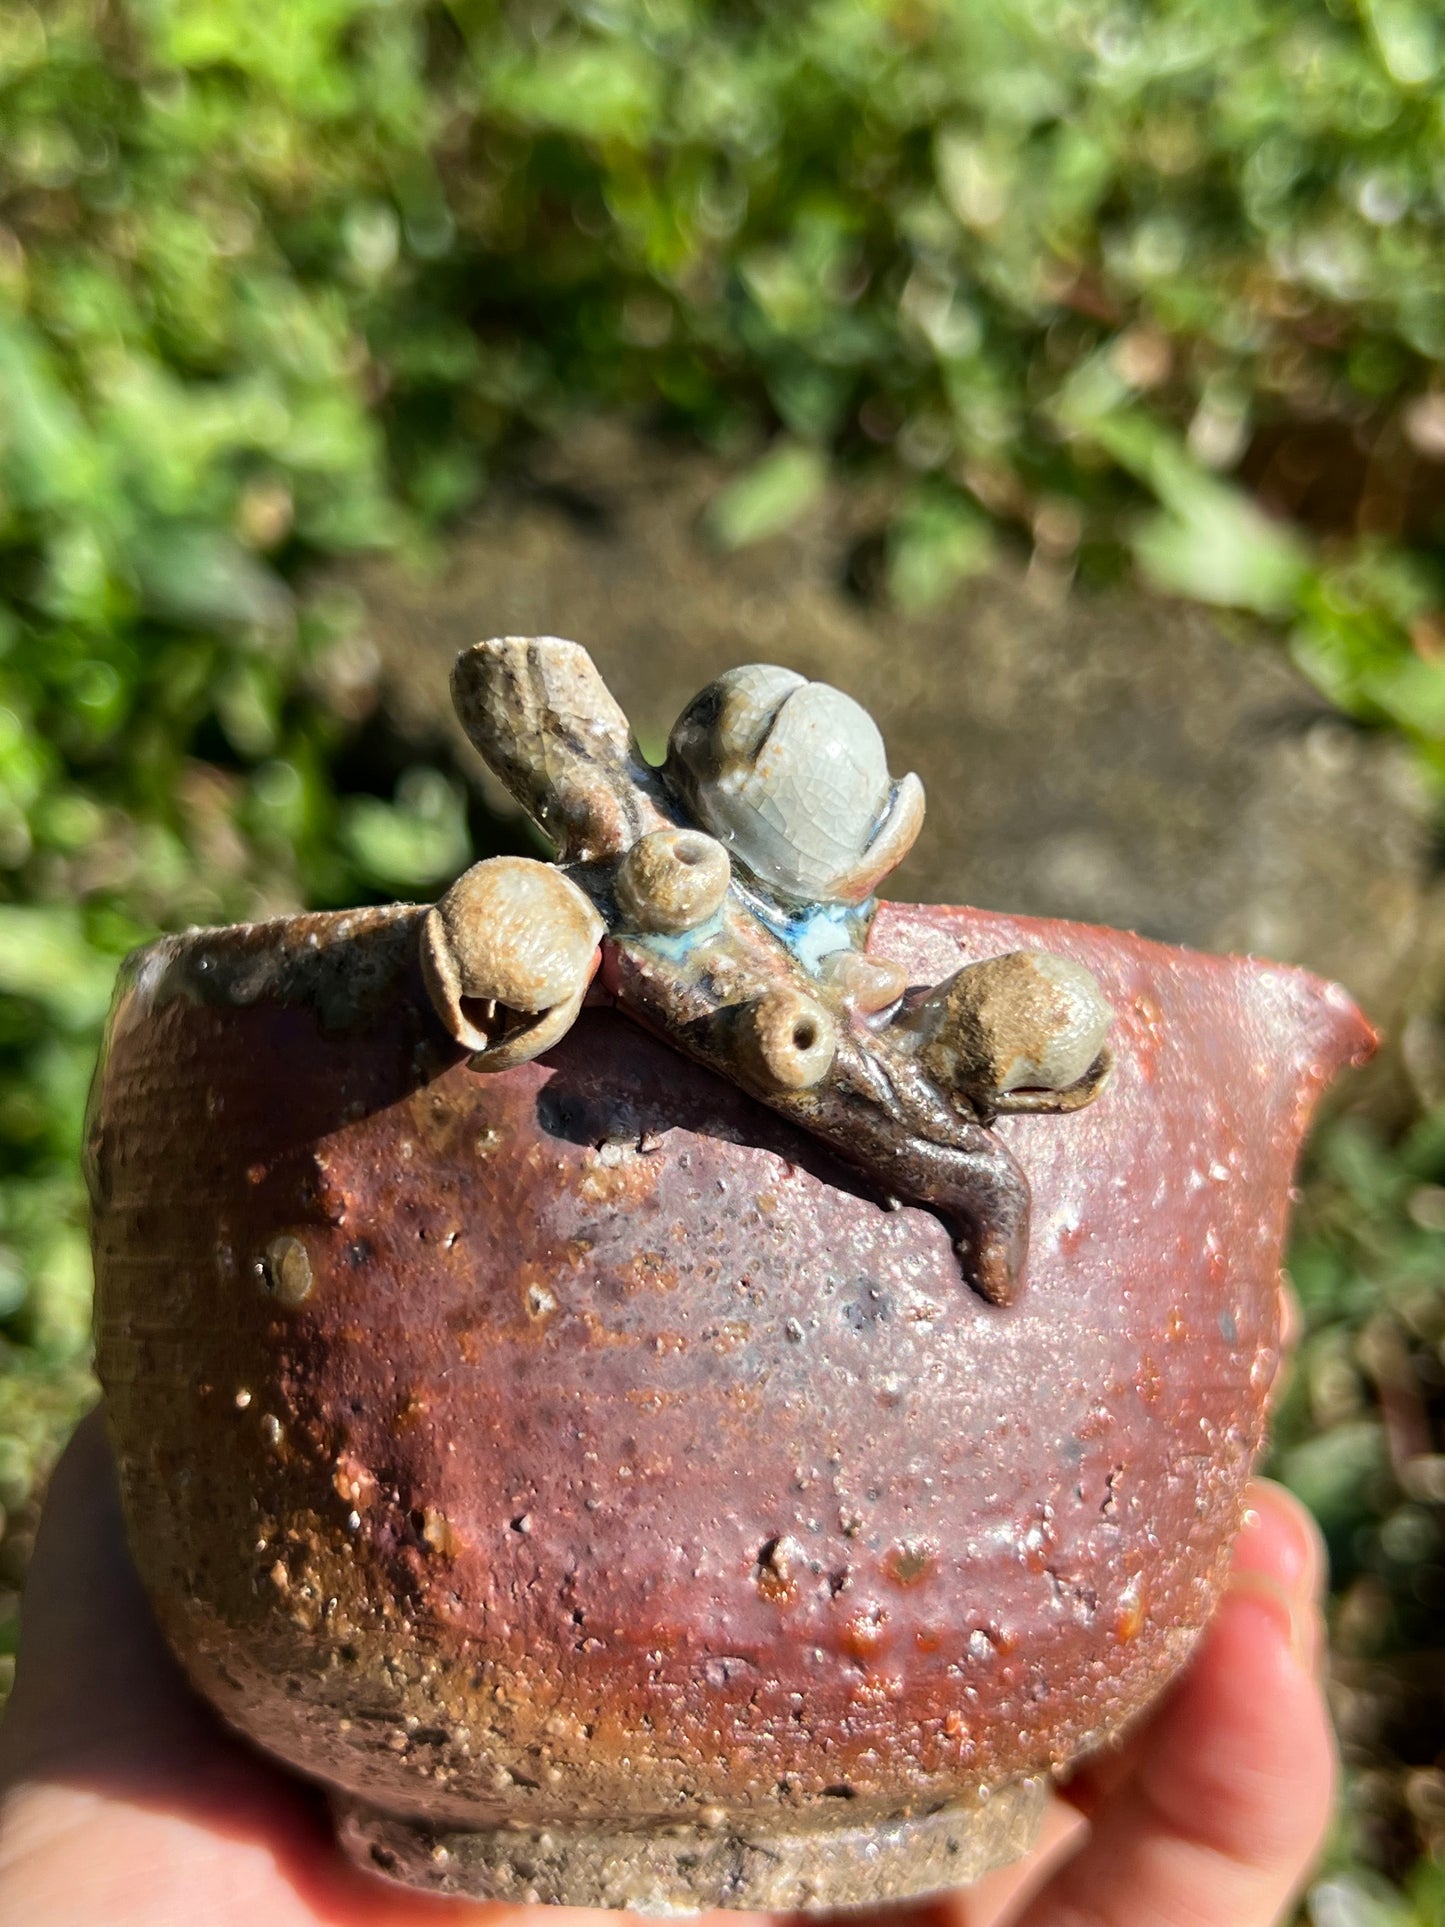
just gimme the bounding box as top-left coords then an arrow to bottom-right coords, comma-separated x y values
421,637 -> 1113,1305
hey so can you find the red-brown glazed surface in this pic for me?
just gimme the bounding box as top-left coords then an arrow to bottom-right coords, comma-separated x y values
90,901 -> 1372,1836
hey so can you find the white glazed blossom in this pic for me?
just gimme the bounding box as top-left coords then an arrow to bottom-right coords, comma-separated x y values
665,665 -> 925,906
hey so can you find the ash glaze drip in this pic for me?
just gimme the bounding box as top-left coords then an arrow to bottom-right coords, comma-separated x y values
429,637 -> 1115,1306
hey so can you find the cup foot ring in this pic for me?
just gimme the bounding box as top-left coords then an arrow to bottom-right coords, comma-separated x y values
335,1780 -> 1048,1913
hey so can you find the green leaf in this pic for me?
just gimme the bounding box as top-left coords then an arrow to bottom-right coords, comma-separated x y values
0,908 -> 118,1030
1277,1420 -> 1392,1548
1131,488 -> 1310,619
888,488 -> 994,611
1056,381 -> 1311,618
339,771 -> 469,893
703,444 -> 826,550
132,528 -> 294,632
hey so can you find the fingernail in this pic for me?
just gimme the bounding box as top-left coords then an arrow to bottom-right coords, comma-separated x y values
1277,1274 -> 1303,1355
1233,1480 -> 1324,1603
1225,1571 -> 1321,1673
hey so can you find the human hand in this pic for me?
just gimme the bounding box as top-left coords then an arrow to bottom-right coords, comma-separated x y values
0,1408 -> 1334,1927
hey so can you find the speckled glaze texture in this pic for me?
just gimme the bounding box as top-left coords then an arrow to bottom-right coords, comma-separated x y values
89,900 -> 1372,1910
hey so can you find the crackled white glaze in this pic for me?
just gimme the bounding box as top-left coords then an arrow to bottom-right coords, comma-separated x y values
666,665 -> 924,906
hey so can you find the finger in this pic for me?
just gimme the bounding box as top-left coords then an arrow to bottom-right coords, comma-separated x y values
1009,1493 -> 1334,1927
949,1797 -> 1091,1926
0,1408 -> 215,1777
1276,1274 -> 1303,1360
1229,1477 -> 1325,1613
1266,1275 -> 1304,1417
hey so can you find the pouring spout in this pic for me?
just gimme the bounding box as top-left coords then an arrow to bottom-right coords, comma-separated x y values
1233,960 -> 1379,1130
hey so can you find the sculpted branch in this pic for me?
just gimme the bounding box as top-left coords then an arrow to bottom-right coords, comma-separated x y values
421,638 -> 1113,1305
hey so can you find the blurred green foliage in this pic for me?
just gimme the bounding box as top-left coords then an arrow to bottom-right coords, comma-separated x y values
1275,1117 -> 1445,1909
1,0 -> 1444,1913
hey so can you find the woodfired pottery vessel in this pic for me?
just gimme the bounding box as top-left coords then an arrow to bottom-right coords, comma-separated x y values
88,644 -> 1376,1913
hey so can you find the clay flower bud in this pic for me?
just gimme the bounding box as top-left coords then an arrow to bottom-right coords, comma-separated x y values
907,951 -> 1112,1103
614,826 -> 731,934
665,664 -> 925,906
740,987 -> 838,1091
421,855 -> 604,1068
815,947 -> 909,1014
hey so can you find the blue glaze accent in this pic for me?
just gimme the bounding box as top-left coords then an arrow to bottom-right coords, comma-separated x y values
743,891 -> 874,977
622,887 -> 875,977
625,908 -> 727,963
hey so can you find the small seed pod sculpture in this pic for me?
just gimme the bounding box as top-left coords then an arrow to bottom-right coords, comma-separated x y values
429,639 -> 1114,1305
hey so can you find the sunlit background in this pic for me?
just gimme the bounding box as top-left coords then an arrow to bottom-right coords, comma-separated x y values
1,3 -> 1444,1918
